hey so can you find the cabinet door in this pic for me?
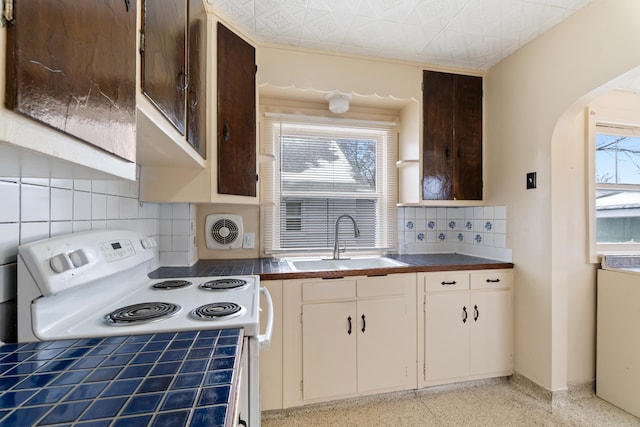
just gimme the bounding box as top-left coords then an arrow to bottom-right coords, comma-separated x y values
425,292 -> 469,382
302,302 -> 357,400
453,74 -> 483,200
142,0 -> 186,135
357,297 -> 407,392
422,70 -> 483,201
422,70 -> 455,200
469,290 -> 513,376
6,0 -> 137,162
217,23 -> 257,197
186,0 -> 206,157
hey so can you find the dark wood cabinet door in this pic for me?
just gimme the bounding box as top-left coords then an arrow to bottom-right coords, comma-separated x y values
5,0 -> 137,162
142,0 -> 186,135
422,71 -> 455,200
186,0 -> 206,157
453,74 -> 483,200
422,71 -> 483,201
217,23 -> 256,197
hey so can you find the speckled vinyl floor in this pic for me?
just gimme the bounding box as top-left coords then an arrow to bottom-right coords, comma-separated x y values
261,379 -> 640,427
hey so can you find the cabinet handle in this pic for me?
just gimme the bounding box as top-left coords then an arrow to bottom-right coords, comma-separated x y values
222,123 -> 230,142
445,148 -> 451,159
124,0 -> 131,12
188,89 -> 198,109
441,281 -> 456,286
361,314 -> 366,333
177,70 -> 188,93
486,278 -> 501,283
473,305 -> 479,322
347,316 -> 352,335
462,306 -> 468,324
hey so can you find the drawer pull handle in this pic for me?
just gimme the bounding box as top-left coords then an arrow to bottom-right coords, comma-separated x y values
361,314 -> 366,333
441,281 -> 457,286
486,278 -> 501,283
474,305 -> 479,322
347,316 -> 352,335
462,306 -> 468,323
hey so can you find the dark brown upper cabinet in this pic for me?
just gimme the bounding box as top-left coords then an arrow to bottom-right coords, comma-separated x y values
217,23 -> 257,197
142,0 -> 206,157
5,0 -> 137,162
422,70 -> 483,201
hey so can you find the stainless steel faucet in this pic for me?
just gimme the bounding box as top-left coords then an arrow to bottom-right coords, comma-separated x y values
333,214 -> 360,260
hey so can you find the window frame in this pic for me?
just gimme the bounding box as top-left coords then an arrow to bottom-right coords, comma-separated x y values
588,106 -> 640,261
260,111 -> 398,257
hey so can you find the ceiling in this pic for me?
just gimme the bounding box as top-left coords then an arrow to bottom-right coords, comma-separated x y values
207,0 -> 593,71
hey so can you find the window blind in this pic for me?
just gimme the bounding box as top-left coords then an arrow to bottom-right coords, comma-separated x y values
260,113 -> 398,255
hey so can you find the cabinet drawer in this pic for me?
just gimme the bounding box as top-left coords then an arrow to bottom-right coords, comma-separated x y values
357,275 -> 408,298
424,272 -> 469,293
302,280 -> 357,302
470,270 -> 513,290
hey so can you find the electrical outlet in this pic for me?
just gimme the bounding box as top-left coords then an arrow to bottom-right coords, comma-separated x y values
526,172 -> 537,189
243,232 -> 255,249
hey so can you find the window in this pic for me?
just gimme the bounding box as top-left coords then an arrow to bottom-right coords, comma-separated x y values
589,106 -> 640,258
595,128 -> 640,243
261,113 -> 397,255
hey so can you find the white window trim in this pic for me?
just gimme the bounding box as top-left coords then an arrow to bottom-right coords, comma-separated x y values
260,109 -> 398,257
587,106 -> 640,262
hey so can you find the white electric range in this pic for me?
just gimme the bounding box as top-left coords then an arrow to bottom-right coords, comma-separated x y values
16,229 -> 272,427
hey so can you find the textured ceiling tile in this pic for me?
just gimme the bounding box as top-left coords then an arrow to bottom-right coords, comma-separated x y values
255,4 -> 307,38
308,0 -> 363,14
209,0 -> 593,70
414,0 -> 469,29
299,10 -> 352,44
364,0 -> 417,22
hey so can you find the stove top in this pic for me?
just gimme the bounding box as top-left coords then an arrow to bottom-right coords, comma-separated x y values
30,275 -> 261,341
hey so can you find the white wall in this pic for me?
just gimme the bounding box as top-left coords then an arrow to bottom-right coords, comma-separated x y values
485,0 -> 640,390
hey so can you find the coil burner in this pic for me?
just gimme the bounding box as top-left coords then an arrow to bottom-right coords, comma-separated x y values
105,302 -> 181,325
190,302 -> 246,320
151,280 -> 193,290
199,278 -> 249,291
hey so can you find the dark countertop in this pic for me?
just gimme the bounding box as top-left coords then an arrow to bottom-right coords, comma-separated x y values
0,329 -> 243,427
149,253 -> 513,281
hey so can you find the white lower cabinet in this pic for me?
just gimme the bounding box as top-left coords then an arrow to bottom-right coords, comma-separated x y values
282,273 -> 417,407
419,270 -> 513,387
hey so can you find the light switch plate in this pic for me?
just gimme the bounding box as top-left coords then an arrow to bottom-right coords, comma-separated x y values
243,232 -> 255,249
527,172 -> 537,189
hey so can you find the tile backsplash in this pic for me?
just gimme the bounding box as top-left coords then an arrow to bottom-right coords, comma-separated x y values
398,206 -> 511,261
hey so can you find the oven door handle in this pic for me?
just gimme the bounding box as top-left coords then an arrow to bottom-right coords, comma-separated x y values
258,286 -> 274,350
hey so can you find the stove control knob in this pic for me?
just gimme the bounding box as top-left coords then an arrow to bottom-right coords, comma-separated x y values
69,249 -> 90,268
49,253 -> 74,273
140,237 -> 157,249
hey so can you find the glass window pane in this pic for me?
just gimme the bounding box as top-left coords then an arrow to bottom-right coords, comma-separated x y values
281,136 -> 376,194
596,133 -> 640,184
596,189 -> 640,243
279,198 -> 376,249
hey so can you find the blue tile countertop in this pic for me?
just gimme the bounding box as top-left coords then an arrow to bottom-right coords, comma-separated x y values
0,329 -> 243,427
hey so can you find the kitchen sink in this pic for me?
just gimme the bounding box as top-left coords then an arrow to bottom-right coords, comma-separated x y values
286,256 -> 407,272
